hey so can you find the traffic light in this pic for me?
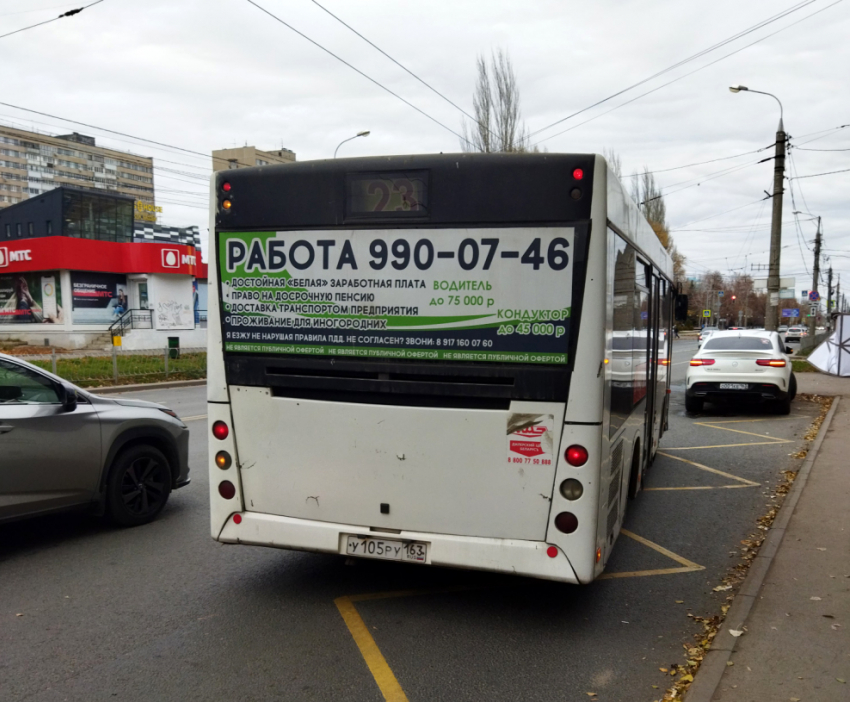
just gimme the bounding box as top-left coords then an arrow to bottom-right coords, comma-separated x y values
731,295 -> 737,301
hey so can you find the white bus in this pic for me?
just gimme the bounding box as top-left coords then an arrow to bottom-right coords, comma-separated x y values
207,154 -> 676,584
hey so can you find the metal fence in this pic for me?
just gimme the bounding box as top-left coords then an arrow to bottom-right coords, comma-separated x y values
17,346 -> 207,388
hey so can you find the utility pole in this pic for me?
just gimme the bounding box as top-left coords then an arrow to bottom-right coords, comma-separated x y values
766,123 -> 786,331
827,266 -> 833,328
809,216 -> 822,337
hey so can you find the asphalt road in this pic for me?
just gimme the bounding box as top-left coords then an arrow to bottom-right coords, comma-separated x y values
0,340 -> 821,702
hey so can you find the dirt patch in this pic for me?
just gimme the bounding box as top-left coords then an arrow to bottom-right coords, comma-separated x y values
2,345 -> 70,355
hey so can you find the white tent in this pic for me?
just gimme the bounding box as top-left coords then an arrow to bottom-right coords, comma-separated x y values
809,314 -> 850,376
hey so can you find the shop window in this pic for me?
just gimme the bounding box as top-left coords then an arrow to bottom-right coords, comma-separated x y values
28,222 -> 34,236
16,223 -> 21,237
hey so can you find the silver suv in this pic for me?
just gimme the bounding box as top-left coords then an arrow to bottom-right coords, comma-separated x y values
0,353 -> 190,526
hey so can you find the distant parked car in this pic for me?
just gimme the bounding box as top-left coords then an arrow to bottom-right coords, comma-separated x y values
0,353 -> 190,526
778,325 -> 789,333
686,330 -> 796,414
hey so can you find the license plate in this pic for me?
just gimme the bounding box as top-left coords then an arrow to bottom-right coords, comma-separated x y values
719,383 -> 748,390
345,535 -> 428,563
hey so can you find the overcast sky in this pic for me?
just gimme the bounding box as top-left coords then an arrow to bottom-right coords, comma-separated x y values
2,0 -> 848,296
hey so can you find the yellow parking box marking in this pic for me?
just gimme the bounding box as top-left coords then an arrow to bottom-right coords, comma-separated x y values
335,596 -> 409,702
619,529 -> 703,569
645,484 -> 753,491
662,441 -> 789,450
655,451 -> 759,487
599,529 -> 704,579
181,414 -> 207,421
693,422 -> 793,443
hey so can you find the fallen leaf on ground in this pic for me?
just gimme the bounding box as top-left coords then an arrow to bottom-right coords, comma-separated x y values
713,585 -> 732,592
659,668 -> 668,673
726,661 -> 734,666
811,596 -> 822,601
817,547 -> 827,551
832,624 -> 841,630
823,614 -> 835,618
729,629 -> 744,637
675,600 -> 684,604
838,678 -> 846,683
680,674 -> 694,682
15,613 -> 23,617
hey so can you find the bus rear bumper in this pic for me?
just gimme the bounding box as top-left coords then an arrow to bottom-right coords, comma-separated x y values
217,512 -> 580,584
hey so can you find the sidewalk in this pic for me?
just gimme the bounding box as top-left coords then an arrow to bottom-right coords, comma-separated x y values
687,372 -> 850,701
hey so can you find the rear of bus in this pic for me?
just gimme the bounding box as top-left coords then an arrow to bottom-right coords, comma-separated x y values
207,154 -> 609,583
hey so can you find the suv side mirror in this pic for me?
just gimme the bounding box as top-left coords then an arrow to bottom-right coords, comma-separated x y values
674,294 -> 688,322
57,383 -> 78,412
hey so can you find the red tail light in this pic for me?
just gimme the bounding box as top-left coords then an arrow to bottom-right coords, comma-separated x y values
565,445 -> 589,466
756,358 -> 787,367
218,481 -> 236,500
573,168 -> 584,180
690,358 -> 715,366
212,421 -> 229,440
222,181 -> 232,192
554,512 -> 579,534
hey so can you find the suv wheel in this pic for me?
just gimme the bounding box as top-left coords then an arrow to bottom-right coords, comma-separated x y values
106,445 -> 172,526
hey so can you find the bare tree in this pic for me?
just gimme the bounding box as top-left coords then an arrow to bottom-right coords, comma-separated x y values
603,148 -> 622,179
629,166 -> 687,282
461,50 -> 531,153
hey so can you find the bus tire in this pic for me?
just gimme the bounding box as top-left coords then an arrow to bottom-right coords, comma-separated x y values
106,445 -> 172,527
628,443 -> 642,500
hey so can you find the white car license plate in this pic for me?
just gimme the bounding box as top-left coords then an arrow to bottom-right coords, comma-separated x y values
345,535 -> 428,563
719,383 -> 748,390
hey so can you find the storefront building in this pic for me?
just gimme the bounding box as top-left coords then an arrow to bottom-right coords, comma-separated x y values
0,188 -> 206,350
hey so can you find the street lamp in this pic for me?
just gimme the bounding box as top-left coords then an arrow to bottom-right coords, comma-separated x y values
729,85 -> 786,331
334,130 -> 370,158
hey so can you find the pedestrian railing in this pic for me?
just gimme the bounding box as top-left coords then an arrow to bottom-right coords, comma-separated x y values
109,309 -> 154,337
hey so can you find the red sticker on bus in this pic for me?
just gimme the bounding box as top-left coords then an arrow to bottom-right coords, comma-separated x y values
510,440 -> 546,457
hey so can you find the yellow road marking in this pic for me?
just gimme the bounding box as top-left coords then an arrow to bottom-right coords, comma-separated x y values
181,414 -> 207,421
334,531 -> 704,695
598,566 -> 702,579
644,485 -> 753,491
335,596 -> 409,702
618,529 -> 703,569
692,422 -> 793,442
655,451 -> 760,487
662,441 -> 790,450
699,415 -> 807,424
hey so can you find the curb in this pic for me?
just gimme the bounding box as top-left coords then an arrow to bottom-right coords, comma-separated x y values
684,395 -> 841,702
86,379 -> 207,395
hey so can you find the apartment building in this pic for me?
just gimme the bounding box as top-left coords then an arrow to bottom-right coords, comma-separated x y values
211,145 -> 296,171
0,124 -> 155,211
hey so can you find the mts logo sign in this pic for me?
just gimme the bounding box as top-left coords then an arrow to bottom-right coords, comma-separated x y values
0,247 -> 32,267
161,249 -> 197,268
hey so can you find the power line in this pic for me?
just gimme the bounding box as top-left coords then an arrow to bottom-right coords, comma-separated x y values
672,197 -> 768,230
525,0 -> 822,143
635,146 -> 769,176
790,167 -> 850,179
0,0 -> 104,41
793,146 -> 850,151
243,0 -> 469,146
0,3 -> 79,17
531,0 -> 844,147
308,0 -> 491,143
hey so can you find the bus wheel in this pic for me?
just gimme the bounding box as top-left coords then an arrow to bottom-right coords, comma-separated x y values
628,444 -> 642,499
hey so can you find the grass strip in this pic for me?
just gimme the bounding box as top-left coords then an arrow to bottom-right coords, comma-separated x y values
29,352 -> 207,388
